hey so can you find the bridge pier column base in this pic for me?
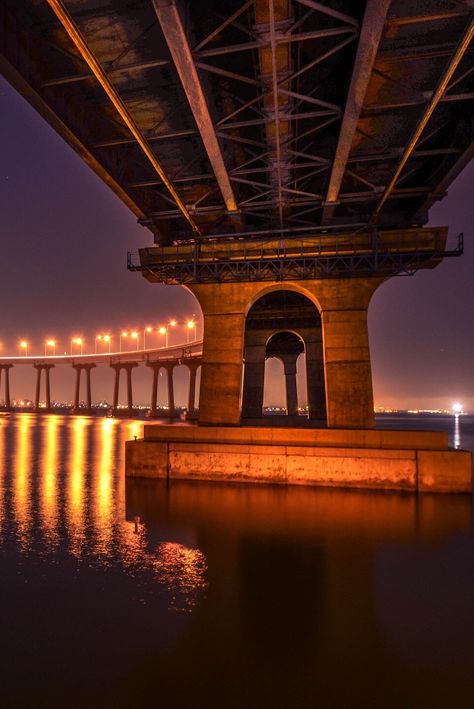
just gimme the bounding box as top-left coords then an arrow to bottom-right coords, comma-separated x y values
126,425 -> 473,494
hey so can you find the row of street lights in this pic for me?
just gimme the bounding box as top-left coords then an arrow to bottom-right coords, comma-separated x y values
16,320 -> 198,356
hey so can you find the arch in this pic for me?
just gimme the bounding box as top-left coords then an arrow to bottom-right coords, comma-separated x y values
242,290 -> 326,424
244,281 -> 323,317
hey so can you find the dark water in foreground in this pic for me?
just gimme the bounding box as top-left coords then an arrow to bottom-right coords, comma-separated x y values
0,414 -> 473,708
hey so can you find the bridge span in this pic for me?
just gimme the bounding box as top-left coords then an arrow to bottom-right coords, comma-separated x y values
1,1 -> 472,492
0,341 -> 203,417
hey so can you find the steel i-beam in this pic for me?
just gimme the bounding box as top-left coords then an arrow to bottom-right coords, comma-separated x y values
323,0 -> 391,223
153,0 -> 238,215
373,16 -> 474,220
45,0 -> 200,235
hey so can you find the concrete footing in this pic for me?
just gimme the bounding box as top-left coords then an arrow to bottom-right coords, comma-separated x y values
125,425 -> 472,493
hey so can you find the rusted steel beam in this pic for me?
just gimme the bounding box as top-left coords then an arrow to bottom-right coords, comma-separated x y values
41,58 -> 169,87
193,0 -> 254,52
363,92 -> 474,114
92,129 -> 196,149
323,0 -> 391,223
348,147 -> 460,163
373,16 -> 474,220
142,187 -> 432,219
295,0 -> 359,28
386,10 -> 468,27
153,0 -> 238,215
45,0 -> 200,235
194,26 -> 355,57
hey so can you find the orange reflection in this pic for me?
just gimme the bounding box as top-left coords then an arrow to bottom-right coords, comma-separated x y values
66,416 -> 90,558
153,542 -> 208,612
13,413 -> 33,550
0,417 -> 6,530
92,417 -> 117,554
40,415 -> 60,547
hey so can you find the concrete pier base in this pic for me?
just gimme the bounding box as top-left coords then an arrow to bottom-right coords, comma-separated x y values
125,425 -> 472,494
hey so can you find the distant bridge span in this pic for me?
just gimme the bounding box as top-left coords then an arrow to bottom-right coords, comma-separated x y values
0,341 -> 203,416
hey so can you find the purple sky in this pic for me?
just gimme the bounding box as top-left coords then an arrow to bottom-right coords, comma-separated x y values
1,76 -> 473,410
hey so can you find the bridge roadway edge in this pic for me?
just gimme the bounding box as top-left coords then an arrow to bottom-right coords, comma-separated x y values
125,425 -> 473,494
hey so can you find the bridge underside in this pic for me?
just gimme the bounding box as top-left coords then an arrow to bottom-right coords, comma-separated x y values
1,1 -> 473,243
2,1 -> 472,490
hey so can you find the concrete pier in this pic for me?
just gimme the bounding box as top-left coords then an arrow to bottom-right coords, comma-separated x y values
126,425 -> 473,494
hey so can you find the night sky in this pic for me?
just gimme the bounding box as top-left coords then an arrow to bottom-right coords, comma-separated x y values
1,76 -> 473,410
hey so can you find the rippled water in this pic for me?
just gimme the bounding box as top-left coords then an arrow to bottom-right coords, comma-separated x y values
0,413 -> 473,708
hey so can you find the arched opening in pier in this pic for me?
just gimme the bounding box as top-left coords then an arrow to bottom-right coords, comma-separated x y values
242,290 -> 326,424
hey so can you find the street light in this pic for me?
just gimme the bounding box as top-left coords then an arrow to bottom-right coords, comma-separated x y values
131,331 -> 140,350
158,325 -> 168,347
71,337 -> 83,355
186,319 -> 196,343
45,339 -> 56,356
120,331 -> 128,352
95,334 -> 102,354
143,326 -> 152,350
19,340 -> 28,356
103,334 -> 111,353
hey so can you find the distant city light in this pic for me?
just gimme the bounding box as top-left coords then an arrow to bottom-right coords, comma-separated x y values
452,402 -> 463,414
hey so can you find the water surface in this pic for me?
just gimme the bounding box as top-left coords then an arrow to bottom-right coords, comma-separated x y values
0,413 -> 473,708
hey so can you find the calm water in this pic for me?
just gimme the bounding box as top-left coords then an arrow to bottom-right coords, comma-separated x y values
0,413 -> 473,708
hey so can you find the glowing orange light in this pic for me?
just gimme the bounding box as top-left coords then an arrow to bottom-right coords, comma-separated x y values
46,339 -> 56,347
169,319 -> 177,327
159,326 -> 166,335
122,331 -> 128,337
146,326 -> 152,333
97,335 -> 102,341
20,341 -> 28,349
103,335 -> 111,343
187,320 -> 196,329
131,331 -> 138,339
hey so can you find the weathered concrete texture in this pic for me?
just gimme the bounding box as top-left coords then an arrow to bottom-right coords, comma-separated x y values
125,426 -> 472,493
188,278 -> 382,429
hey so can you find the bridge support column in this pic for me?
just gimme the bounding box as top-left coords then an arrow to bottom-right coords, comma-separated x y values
188,279 -> 379,428
186,360 -> 200,416
188,284 -> 245,425
305,336 -> 326,422
111,363 -> 138,416
281,354 -> 299,417
303,280 -> 380,429
34,364 -> 55,412
165,364 -> 175,418
242,344 -> 266,419
147,363 -> 161,416
72,364 -> 96,414
0,365 -> 13,411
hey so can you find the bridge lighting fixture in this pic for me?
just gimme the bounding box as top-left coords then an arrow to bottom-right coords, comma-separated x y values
186,320 -> 196,343
19,340 -> 28,356
103,334 -> 111,353
143,326 -> 153,350
71,337 -> 83,355
120,331 -> 128,352
45,339 -> 56,356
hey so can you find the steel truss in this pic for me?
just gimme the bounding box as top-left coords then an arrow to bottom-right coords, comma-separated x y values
127,234 -> 463,284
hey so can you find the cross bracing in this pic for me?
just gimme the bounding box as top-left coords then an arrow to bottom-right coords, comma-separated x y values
1,0 -> 473,245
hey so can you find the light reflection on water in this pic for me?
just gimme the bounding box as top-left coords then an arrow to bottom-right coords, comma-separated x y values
0,412 -> 472,708
0,414 -> 206,611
